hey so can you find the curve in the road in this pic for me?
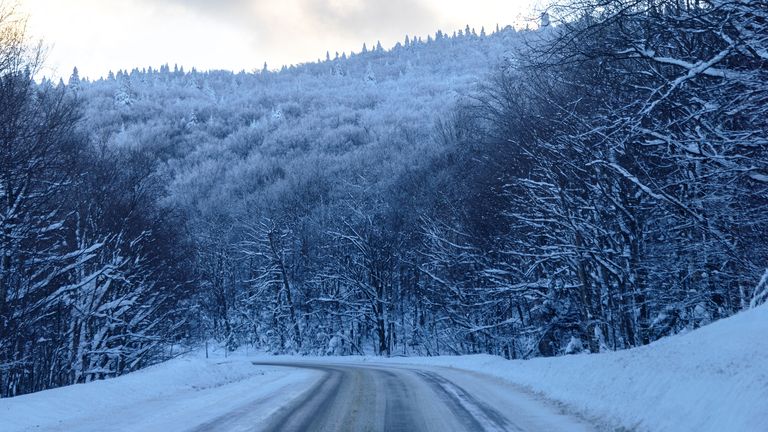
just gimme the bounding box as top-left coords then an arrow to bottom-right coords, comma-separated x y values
250,362 -> 595,432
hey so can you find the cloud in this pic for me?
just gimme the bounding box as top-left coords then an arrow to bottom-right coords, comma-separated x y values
22,0 -> 534,78
152,0 -> 257,27
126,0 -> 439,69
147,0 -> 437,42
156,0 -> 251,15
302,0 -> 437,38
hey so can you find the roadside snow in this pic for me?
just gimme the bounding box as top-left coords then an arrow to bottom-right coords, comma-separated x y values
362,304 -> 768,432
3,306 -> 764,432
0,355 -> 320,432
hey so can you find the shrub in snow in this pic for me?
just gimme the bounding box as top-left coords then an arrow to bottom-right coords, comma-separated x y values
564,336 -> 584,355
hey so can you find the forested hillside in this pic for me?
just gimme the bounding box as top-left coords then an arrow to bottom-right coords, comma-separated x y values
2,0 -> 767,397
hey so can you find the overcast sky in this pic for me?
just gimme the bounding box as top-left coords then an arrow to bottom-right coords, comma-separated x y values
19,0 -> 542,79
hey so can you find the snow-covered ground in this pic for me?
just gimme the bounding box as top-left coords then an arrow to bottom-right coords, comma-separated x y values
2,305 -> 765,432
0,355 -> 320,432
366,304 -> 768,432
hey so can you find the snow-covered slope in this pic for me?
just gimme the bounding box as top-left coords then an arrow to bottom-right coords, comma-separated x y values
0,356 -> 320,432
373,304 -> 768,431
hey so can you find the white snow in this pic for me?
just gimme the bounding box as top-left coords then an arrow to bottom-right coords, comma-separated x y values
3,305 -> 765,432
0,353 -> 320,432
363,304 -> 768,432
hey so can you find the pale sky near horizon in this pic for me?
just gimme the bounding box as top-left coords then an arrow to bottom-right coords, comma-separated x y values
18,0 -> 543,80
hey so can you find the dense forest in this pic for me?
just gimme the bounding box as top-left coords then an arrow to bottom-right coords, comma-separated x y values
2,0 -> 767,397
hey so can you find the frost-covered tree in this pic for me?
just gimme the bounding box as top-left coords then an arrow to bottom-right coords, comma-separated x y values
364,62 -> 376,84
68,66 -> 80,90
237,220 -> 302,353
3,2 -> 757,378
0,5 -> 192,396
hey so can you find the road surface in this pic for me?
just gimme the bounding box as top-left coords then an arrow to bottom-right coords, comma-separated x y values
195,362 -> 597,432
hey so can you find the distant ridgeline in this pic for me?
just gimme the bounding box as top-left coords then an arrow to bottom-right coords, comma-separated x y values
4,0 -> 768,398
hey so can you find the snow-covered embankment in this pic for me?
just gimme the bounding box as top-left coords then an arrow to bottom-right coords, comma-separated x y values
0,355 -> 319,432
379,305 -> 768,431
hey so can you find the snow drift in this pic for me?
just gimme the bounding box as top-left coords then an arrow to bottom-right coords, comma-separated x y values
376,304 -> 768,431
0,355 -> 318,432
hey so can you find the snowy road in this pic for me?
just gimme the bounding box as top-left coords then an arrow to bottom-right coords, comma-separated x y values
7,305 -> 767,432
2,358 -> 597,432
230,362 -> 596,432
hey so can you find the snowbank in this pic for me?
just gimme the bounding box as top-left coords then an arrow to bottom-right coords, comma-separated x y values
367,304 -> 768,431
0,354 -> 319,432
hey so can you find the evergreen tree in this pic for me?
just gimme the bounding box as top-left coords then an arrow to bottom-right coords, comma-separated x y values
364,62 -> 376,84
68,66 -> 80,90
